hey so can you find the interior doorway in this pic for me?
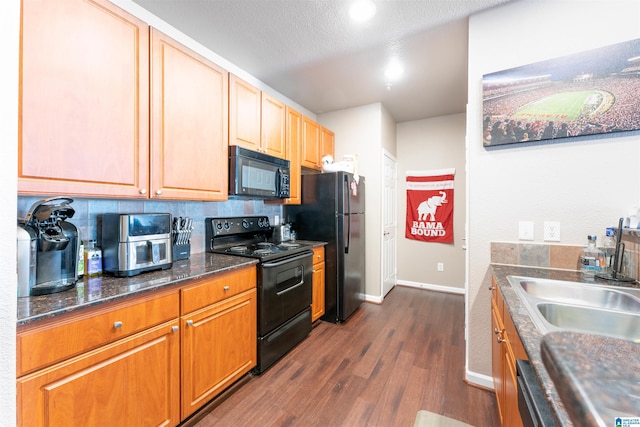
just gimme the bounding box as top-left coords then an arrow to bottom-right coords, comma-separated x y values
382,149 -> 397,297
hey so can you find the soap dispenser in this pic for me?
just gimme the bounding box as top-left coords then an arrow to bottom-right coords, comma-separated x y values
579,235 -> 606,278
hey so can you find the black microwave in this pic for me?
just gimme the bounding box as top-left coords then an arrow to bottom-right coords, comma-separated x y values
229,146 -> 290,199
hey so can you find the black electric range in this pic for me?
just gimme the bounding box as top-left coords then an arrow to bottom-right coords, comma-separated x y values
204,215 -> 314,374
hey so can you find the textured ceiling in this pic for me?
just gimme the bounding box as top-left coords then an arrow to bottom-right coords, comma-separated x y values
133,0 -> 512,122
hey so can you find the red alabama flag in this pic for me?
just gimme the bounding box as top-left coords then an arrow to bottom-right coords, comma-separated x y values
405,169 -> 455,243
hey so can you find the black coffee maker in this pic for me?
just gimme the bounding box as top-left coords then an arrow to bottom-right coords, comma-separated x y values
19,197 -> 79,295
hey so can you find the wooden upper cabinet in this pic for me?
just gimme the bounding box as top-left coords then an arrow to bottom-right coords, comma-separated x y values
19,0 -> 150,198
261,93 -> 286,158
229,74 -> 261,152
301,116 -> 321,169
321,126 -> 335,161
229,74 -> 286,159
150,28 -> 229,201
285,107 -> 302,204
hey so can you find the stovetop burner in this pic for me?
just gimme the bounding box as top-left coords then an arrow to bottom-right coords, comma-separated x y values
229,246 -> 249,253
205,216 -> 313,262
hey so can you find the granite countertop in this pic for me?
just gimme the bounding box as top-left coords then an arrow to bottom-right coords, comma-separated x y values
541,332 -> 640,427
17,252 -> 258,327
490,265 -> 639,427
18,240 -> 326,327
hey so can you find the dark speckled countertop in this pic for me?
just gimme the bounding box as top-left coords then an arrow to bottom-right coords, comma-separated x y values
17,241 -> 326,327
541,332 -> 640,427
17,252 -> 257,326
491,265 -> 640,427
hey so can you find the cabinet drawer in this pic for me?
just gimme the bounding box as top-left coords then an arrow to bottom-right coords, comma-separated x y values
181,266 -> 256,315
17,291 -> 179,377
312,246 -> 325,266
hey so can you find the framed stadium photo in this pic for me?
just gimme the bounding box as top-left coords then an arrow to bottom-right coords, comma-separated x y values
482,38 -> 640,147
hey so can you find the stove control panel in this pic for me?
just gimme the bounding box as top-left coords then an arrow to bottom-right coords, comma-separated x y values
206,216 -> 271,238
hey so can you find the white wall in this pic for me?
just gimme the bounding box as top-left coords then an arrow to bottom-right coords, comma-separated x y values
1,1 -> 19,425
110,0 -> 316,120
397,114 -> 467,291
319,103 -> 397,300
466,0 -> 640,383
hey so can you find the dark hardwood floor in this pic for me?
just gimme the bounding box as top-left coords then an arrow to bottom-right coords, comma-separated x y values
194,286 -> 500,427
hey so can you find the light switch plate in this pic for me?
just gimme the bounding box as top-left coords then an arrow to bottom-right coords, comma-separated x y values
518,221 -> 534,241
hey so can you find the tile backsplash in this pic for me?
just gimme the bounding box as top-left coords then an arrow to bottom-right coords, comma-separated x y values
491,232 -> 640,282
17,196 -> 283,255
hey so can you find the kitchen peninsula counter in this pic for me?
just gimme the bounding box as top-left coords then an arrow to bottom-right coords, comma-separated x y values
17,252 -> 258,326
491,264 -> 639,427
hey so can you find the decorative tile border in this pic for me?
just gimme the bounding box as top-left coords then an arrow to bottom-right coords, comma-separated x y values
491,235 -> 639,281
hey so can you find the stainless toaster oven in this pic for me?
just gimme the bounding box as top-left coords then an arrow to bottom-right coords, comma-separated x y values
102,213 -> 173,277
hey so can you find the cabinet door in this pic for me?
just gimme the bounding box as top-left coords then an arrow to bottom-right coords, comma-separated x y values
286,107 -> 303,204
312,261 -> 325,322
150,28 -> 228,201
265,105 -> 302,206
181,289 -> 257,419
491,306 -> 505,425
229,74 -> 261,152
504,354 -> 524,427
17,321 -> 180,427
320,126 -> 335,161
261,93 -> 286,159
19,0 -> 150,198
301,116 -> 321,169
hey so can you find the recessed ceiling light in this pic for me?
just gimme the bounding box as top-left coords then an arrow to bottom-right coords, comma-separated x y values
384,60 -> 404,82
349,0 -> 376,23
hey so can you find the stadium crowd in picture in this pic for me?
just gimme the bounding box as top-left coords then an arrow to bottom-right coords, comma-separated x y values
482,38 -> 640,147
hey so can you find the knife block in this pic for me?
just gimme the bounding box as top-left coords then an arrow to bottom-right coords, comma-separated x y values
172,243 -> 190,261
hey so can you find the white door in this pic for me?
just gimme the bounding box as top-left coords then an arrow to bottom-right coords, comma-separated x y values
382,150 -> 397,297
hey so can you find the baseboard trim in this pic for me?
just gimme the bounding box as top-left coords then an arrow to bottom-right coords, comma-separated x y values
465,369 -> 494,390
397,280 -> 465,295
364,294 -> 384,304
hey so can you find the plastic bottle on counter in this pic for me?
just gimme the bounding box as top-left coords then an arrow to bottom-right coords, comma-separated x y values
84,240 -> 103,277
602,227 -> 616,273
579,235 -> 605,278
77,241 -> 85,278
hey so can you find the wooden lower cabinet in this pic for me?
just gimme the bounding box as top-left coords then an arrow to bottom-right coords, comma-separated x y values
181,288 -> 257,419
17,266 -> 258,426
491,276 -> 525,427
311,246 -> 326,322
17,320 -> 181,427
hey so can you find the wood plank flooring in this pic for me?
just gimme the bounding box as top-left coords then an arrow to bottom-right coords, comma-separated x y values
193,286 -> 500,427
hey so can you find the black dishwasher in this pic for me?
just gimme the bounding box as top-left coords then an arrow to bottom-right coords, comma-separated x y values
516,359 -> 557,427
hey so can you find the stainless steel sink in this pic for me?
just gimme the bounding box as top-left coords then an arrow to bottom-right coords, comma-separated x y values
507,276 -> 640,341
537,302 -> 640,341
517,278 -> 640,312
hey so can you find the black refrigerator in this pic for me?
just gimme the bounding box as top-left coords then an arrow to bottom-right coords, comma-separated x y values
286,172 -> 365,323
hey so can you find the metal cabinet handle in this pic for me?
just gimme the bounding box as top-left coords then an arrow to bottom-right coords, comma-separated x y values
113,321 -> 123,329
223,285 -> 230,291
489,285 -> 496,291
155,189 -> 163,195
496,335 -> 506,344
139,188 -> 147,195
493,327 -> 501,335
186,320 -> 193,327
171,326 -> 179,333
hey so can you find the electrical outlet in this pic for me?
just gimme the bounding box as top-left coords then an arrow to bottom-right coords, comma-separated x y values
544,221 -> 561,242
518,221 -> 534,241
437,262 -> 444,272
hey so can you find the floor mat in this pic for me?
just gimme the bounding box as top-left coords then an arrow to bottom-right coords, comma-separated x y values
414,410 -> 473,427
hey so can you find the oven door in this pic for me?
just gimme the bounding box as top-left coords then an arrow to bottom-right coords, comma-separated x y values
258,250 -> 313,336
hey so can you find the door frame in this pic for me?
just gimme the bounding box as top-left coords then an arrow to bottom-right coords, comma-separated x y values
382,149 -> 397,298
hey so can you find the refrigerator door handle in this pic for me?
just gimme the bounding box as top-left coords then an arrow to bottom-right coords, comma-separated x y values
344,175 -> 351,253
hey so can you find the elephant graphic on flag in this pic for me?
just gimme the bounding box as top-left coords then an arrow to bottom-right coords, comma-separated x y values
417,191 -> 447,221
